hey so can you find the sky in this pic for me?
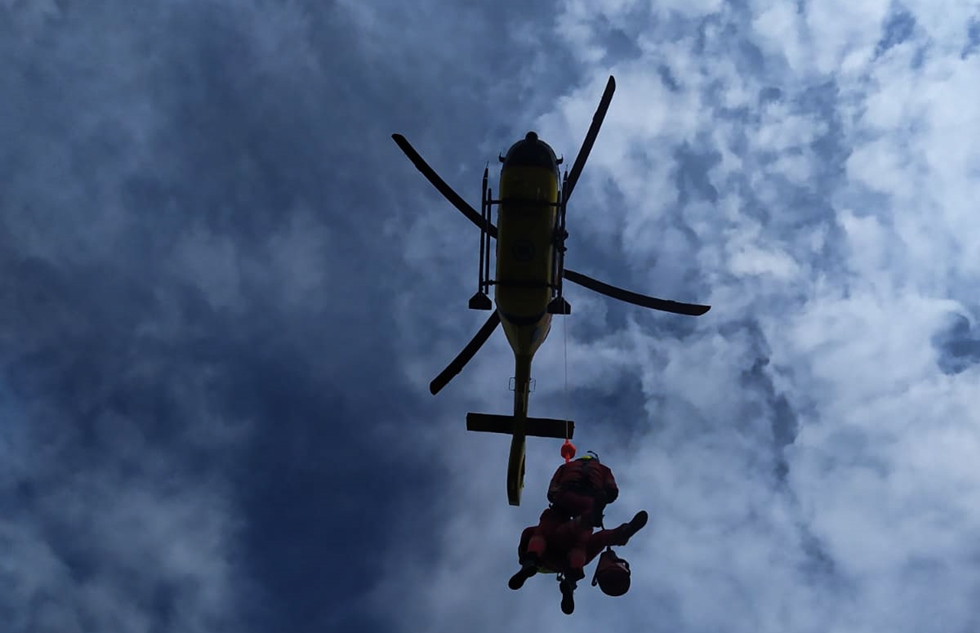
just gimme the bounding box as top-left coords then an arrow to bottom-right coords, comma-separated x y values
3,0 -> 980,632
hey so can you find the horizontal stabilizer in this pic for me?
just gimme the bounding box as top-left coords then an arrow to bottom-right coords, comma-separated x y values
466,412 -> 574,439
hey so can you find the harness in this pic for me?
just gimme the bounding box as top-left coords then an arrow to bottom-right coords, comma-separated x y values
553,453 -> 608,526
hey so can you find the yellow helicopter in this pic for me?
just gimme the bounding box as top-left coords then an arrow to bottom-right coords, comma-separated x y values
392,76 -> 710,506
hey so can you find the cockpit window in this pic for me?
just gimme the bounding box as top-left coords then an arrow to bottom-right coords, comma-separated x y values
502,131 -> 559,173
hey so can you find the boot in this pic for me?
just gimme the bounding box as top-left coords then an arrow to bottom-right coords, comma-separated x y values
559,577 -> 576,615
618,510 -> 648,545
508,555 -> 539,590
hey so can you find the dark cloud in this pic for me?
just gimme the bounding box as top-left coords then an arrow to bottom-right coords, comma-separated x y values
964,19 -> 980,58
875,9 -> 916,58
0,1 -> 468,630
932,312 -> 980,375
673,139 -> 722,206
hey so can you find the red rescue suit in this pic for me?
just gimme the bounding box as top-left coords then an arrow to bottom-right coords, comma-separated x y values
517,510 -> 637,575
547,454 -> 618,522
519,456 -> 622,576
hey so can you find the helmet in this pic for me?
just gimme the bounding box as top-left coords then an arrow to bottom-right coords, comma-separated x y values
592,549 -> 631,596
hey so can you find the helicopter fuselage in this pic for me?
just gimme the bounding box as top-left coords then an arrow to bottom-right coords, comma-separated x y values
493,132 -> 562,388
492,132 -> 562,504
495,173 -> 558,361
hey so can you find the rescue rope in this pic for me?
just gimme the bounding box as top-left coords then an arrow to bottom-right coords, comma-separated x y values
559,301 -> 576,463
563,310 -> 569,440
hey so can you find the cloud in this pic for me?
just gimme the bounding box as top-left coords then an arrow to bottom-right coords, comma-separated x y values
11,0 -> 980,631
2,1 -> 459,631
365,1 -> 980,632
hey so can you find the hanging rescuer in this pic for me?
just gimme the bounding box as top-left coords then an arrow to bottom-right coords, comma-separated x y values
508,440 -> 649,615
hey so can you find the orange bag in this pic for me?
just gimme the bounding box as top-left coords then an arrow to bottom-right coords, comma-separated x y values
591,547 -> 631,596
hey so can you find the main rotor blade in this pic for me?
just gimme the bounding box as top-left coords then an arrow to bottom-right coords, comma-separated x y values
563,268 -> 711,316
429,311 -> 502,395
392,134 -> 498,238
563,76 -> 616,203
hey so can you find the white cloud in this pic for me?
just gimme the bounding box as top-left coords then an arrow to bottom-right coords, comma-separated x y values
802,0 -> 892,76
380,0 -> 980,630
751,2 -> 808,75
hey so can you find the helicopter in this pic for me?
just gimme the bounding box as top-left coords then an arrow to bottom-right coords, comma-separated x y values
392,75 -> 711,506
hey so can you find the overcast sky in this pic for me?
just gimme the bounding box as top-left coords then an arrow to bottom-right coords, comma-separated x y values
4,1 -> 980,632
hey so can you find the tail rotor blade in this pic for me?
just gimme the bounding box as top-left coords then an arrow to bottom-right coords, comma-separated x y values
563,268 -> 710,316
392,134 -> 497,237
430,312 -> 502,395
563,76 -> 616,202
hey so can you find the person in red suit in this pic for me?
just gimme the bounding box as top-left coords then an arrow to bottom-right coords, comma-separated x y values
508,452 -> 648,614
